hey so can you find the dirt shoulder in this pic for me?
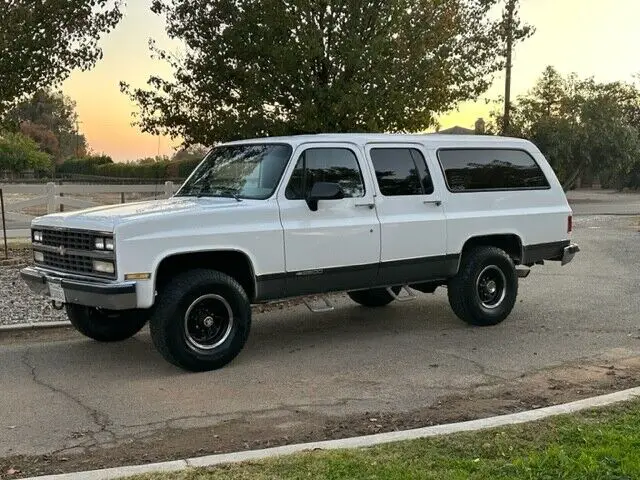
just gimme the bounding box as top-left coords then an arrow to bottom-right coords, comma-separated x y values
2,354 -> 638,479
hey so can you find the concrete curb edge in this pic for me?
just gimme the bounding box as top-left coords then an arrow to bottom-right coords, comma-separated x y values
0,321 -> 71,333
22,385 -> 640,480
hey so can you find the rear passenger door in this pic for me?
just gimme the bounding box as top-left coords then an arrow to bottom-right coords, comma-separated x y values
365,144 -> 450,285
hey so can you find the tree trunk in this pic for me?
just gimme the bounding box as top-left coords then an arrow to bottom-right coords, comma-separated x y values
562,165 -> 584,192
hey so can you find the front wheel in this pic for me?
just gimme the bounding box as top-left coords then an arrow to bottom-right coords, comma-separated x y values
65,304 -> 149,342
447,246 -> 518,326
149,269 -> 251,372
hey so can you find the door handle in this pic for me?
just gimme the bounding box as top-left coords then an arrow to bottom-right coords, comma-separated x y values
423,200 -> 442,207
355,201 -> 375,209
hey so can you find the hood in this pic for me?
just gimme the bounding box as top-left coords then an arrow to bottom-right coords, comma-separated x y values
31,197 -> 243,232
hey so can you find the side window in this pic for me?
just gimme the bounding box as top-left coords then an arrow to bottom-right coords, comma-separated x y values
370,148 -> 434,196
438,149 -> 550,192
285,148 -> 365,199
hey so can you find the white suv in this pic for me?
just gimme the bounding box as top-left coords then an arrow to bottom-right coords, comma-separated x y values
22,134 -> 579,371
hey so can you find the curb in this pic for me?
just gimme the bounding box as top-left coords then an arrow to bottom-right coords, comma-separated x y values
21,386 -> 640,480
0,321 -> 71,333
573,212 -> 640,216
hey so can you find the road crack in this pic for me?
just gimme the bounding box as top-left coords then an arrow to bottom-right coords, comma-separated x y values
441,351 -> 514,382
21,350 -> 114,444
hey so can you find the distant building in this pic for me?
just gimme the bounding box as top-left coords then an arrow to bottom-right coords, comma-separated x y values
438,118 -> 486,135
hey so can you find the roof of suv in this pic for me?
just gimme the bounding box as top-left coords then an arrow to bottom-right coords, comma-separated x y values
223,133 -> 534,149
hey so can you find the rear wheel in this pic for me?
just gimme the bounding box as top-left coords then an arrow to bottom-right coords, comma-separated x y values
149,269 -> 251,372
447,246 -> 518,326
65,304 -> 149,342
347,286 -> 401,308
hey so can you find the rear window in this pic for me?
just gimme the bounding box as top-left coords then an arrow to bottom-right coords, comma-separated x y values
370,148 -> 434,196
437,149 -> 550,192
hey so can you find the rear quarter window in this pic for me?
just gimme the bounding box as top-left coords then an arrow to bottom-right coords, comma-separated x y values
437,148 -> 550,192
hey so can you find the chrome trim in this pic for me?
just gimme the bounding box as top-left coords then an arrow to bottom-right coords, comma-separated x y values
20,267 -> 137,311
32,243 -> 115,260
561,243 -> 580,266
31,225 -> 114,236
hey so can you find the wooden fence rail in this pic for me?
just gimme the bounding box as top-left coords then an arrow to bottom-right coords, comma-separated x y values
0,182 -> 180,231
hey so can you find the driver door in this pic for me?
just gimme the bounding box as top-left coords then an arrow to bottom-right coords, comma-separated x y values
277,143 -> 381,296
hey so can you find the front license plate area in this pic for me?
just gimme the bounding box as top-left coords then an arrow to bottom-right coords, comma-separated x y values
48,282 -> 66,303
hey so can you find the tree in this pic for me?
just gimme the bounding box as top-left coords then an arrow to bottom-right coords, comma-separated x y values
492,67 -> 640,190
123,0 -> 531,146
0,1 -> 123,114
0,132 -> 53,174
171,145 -> 209,162
3,90 -> 88,161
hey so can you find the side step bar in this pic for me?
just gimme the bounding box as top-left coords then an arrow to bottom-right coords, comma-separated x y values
386,285 -> 417,302
303,295 -> 335,313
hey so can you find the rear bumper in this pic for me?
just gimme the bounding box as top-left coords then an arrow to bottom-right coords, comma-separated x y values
561,243 -> 580,266
522,240 -> 580,265
20,266 -> 137,310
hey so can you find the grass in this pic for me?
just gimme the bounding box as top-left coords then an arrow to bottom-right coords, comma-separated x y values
124,399 -> 640,480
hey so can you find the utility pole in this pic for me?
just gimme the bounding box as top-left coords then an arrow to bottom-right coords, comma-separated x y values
503,0 -> 515,136
74,119 -> 83,157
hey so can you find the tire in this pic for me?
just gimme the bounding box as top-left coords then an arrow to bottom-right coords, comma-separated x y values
149,269 -> 251,372
447,246 -> 518,326
65,304 -> 149,342
347,286 -> 401,308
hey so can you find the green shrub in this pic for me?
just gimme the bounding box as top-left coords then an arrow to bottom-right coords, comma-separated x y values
57,154 -> 113,175
0,131 -> 53,174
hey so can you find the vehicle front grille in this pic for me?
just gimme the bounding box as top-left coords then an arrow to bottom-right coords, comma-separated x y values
33,228 -> 115,279
41,251 -> 94,275
41,229 -> 94,251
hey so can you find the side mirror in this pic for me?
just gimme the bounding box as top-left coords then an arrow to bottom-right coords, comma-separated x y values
306,182 -> 344,211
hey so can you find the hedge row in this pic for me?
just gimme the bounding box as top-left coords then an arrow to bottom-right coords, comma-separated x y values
56,156 -> 202,180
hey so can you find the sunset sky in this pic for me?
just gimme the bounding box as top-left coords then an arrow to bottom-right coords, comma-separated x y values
61,0 -> 640,161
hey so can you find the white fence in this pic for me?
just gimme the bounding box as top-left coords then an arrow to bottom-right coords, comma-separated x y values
1,182 -> 181,238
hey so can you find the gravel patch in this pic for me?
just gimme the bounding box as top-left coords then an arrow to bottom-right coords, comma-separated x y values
0,261 -> 67,326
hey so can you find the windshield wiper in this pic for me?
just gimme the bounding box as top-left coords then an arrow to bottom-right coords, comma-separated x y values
213,187 -> 242,202
193,188 -> 242,202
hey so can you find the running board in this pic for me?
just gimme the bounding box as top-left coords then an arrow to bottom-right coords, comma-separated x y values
303,295 -> 335,313
386,285 -> 417,302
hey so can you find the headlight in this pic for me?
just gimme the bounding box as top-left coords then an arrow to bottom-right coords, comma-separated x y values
34,251 -> 44,262
93,260 -> 115,274
33,231 -> 43,243
95,236 -> 114,250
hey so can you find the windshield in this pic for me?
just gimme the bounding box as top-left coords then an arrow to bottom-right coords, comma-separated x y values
176,144 -> 292,200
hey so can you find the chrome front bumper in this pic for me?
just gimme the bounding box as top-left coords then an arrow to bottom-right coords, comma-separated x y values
561,243 -> 580,266
20,267 -> 138,310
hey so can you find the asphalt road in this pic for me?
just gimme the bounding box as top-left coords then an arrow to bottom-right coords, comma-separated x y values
1,212 -> 639,459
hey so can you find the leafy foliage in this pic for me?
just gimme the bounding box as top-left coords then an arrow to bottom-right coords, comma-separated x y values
492,67 -> 640,190
0,1 -> 122,114
123,0 -> 531,146
56,154 -> 114,175
3,90 -> 88,161
0,132 -> 53,174
171,145 -> 209,163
